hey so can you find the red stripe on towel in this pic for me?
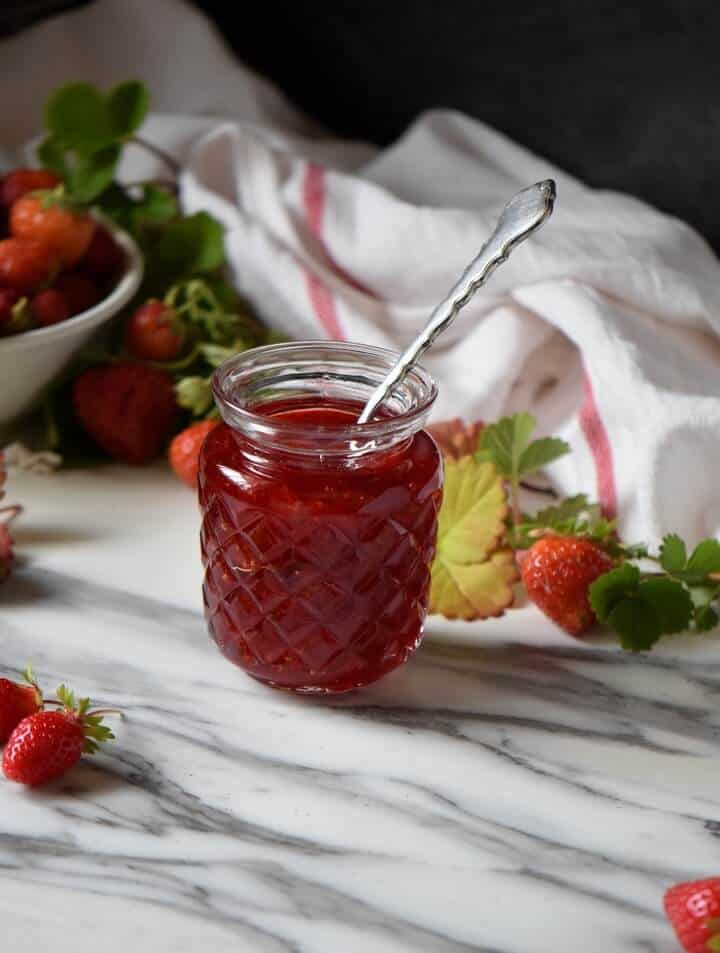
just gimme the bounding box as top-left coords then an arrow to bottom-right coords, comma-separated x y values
301,164 -> 345,339
579,369 -> 618,519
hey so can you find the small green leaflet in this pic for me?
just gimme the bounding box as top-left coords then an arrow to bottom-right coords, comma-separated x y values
477,412 -> 569,481
659,534 -> 687,573
106,80 -> 150,138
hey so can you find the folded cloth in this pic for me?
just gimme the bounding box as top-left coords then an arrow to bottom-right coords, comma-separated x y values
6,0 -> 720,546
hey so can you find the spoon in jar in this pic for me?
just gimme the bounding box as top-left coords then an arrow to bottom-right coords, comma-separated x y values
357,179 -> 556,423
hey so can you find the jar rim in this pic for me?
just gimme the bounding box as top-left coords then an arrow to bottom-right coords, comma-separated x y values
212,340 -> 438,449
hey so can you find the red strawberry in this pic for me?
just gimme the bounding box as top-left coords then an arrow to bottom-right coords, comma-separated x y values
169,420 -> 218,488
126,299 -> 184,361
520,535 -> 614,635
54,271 -> 100,315
2,684 -> 117,786
79,225 -> 125,280
0,169 -> 61,210
0,671 -> 41,743
32,288 -> 70,327
73,362 -> 177,464
10,195 -> 96,267
664,878 -> 720,953
0,237 -> 58,293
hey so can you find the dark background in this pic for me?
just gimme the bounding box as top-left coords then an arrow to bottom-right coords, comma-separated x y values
3,0 -> 720,252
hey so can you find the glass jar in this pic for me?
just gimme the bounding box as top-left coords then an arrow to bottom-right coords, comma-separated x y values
199,341 -> 442,693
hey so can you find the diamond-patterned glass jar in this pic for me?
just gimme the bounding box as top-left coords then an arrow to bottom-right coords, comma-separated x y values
199,342 -> 442,693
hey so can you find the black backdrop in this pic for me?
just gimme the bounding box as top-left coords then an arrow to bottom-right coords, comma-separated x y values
4,0 -> 720,253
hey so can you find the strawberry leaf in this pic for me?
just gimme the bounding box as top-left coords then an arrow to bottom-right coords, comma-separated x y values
36,136 -> 69,178
637,578 -> 693,634
695,604 -> 719,631
45,82 -> 117,152
429,456 -> 517,620
67,144 -> 122,203
608,598 -> 662,651
107,80 -> 150,138
477,412 -> 535,477
589,563 -> 640,620
517,436 -> 570,478
659,534 -> 687,573
686,539 -> 720,574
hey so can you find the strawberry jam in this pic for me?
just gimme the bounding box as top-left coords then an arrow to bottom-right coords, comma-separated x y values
199,343 -> 442,693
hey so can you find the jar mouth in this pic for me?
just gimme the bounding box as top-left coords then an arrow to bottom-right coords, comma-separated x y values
212,341 -> 438,456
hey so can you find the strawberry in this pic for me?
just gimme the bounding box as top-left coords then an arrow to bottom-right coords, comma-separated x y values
79,225 -> 125,280
10,194 -> 96,267
169,420 -> 218,487
2,684 -> 117,786
0,237 -> 58,293
73,362 -> 177,464
0,169 -> 61,210
32,288 -> 70,327
520,535 -> 614,635
665,878 -> 720,953
126,299 -> 184,361
0,523 -> 15,580
54,271 -> 100,315
0,669 -> 42,743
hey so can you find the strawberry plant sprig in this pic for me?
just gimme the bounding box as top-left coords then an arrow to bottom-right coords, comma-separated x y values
476,412 -> 570,529
428,411 -> 720,650
589,535 -> 720,650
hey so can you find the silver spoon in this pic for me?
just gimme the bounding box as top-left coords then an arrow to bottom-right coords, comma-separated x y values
357,179 -> 556,423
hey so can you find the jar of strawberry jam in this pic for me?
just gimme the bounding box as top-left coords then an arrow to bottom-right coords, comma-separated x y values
199,342 -> 443,693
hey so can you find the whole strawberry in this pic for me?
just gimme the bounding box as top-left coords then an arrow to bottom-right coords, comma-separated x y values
126,298 -> 184,361
0,237 -> 58,293
520,535 -> 614,635
2,684 -> 117,786
10,194 -> 96,267
169,420 -> 218,487
73,362 -> 177,464
0,668 -> 42,743
665,878 -> 720,953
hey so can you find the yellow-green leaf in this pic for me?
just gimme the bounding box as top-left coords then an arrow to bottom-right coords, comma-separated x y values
431,550 -> 517,620
429,456 -> 517,620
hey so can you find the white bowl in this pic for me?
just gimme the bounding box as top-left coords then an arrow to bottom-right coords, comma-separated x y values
0,226 -> 143,433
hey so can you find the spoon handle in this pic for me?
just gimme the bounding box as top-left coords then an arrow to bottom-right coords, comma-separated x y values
357,179 -> 556,423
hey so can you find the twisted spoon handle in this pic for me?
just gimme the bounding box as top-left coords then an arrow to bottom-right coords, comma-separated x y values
357,179 -> 556,423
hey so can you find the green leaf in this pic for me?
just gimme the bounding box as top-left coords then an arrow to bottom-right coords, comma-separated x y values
45,82 -> 117,152
588,563 -> 640,621
67,144 -> 121,203
608,598 -> 662,652
695,604 -> 719,632
517,436 -> 570,477
659,534 -> 687,573
686,538 -> 720,574
708,936 -> 720,953
143,212 -> 225,290
477,412 -> 536,478
107,80 -> 149,137
36,136 -> 68,178
131,185 -> 178,227
637,578 -> 693,634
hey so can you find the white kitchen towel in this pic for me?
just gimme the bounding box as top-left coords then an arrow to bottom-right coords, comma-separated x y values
5,0 -> 720,546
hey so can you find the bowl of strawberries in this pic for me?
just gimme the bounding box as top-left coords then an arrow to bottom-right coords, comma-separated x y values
0,168 -> 143,430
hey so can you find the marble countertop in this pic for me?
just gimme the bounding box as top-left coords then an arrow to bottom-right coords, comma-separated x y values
2,464 -> 717,952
